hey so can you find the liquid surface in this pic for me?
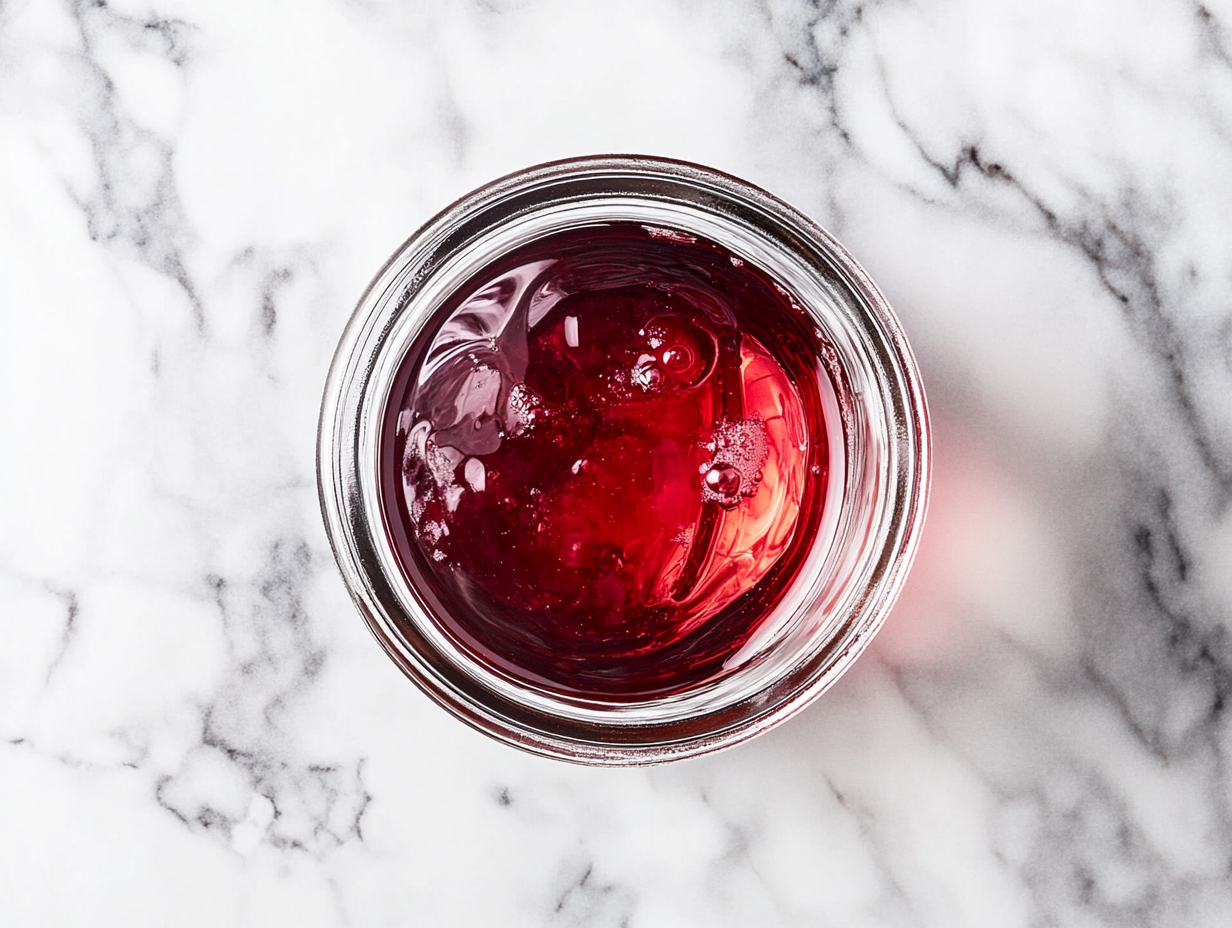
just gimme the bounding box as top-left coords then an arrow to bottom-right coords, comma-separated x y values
382,223 -> 831,698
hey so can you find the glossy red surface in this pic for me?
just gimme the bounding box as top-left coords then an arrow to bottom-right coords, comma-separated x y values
383,223 -> 832,698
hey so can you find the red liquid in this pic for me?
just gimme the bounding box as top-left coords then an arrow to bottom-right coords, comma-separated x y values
382,223 -> 831,699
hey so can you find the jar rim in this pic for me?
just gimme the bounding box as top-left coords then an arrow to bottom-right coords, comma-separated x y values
318,155 -> 930,765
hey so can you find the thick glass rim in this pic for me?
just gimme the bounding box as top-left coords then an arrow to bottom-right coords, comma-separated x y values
318,155 -> 930,764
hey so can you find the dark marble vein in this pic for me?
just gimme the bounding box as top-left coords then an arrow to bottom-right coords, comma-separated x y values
64,0 -> 203,328
1195,3 -> 1232,67
42,586 -> 79,683
552,858 -> 635,928
134,540 -> 371,855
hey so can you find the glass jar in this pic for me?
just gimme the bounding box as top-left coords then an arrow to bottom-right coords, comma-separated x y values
318,156 -> 930,764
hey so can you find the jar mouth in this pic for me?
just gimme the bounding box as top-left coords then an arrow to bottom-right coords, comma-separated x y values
318,155 -> 930,764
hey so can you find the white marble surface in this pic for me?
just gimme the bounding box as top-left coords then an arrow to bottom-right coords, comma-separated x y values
3,0 -> 1232,924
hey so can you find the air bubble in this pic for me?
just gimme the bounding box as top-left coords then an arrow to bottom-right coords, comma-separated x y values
704,463 -> 742,499
662,346 -> 694,371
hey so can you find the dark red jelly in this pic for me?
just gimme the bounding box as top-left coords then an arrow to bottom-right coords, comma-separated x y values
381,223 -> 831,699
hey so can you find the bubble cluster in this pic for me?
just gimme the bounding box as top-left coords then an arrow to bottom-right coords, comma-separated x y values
632,358 -> 664,392
699,418 -> 769,509
506,383 -> 543,436
633,315 -> 713,390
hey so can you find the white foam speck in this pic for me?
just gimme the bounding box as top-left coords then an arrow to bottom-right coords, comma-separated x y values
642,224 -> 697,243
464,457 -> 486,492
444,484 -> 464,512
425,440 -> 464,488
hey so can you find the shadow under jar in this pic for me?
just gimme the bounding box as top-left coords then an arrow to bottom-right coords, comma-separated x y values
318,156 -> 930,764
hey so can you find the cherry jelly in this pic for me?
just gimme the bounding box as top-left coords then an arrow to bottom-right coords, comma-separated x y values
381,223 -> 831,699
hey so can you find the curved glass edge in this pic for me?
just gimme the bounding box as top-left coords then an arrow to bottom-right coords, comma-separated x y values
317,155 -> 931,764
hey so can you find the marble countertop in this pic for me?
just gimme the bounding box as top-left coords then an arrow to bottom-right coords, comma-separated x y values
4,0 -> 1232,924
